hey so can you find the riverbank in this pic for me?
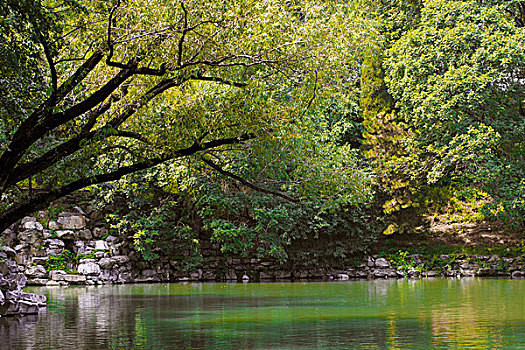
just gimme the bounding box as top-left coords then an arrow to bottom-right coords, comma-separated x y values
2,202 -> 524,316
1,210 -> 524,287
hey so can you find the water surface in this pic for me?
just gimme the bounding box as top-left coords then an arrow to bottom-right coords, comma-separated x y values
1,278 -> 524,349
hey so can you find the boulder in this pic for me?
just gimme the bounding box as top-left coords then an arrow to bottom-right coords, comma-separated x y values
99,270 -> 118,282
336,273 -> 349,280
98,258 -> 115,270
21,220 -> 43,231
375,258 -> 390,268
2,228 -> 16,246
0,246 -> 16,258
26,278 -> 49,286
48,221 -> 59,230
49,270 -> 67,280
118,272 -> 134,283
25,265 -> 47,279
46,280 -> 68,287
20,292 -> 47,306
17,300 -> 39,314
105,235 -> 118,243
78,262 -> 101,275
56,230 -> 77,240
17,230 -> 39,243
77,229 -> 92,240
62,274 -> 87,283
44,239 -> 65,248
57,213 -> 87,229
92,227 -> 108,238
14,244 -> 27,251
94,240 -> 109,250
112,255 -> 130,264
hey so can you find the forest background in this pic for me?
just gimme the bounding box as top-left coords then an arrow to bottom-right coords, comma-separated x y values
1,0 -> 524,267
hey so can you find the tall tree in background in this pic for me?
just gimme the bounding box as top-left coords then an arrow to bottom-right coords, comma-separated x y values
383,0 -> 525,228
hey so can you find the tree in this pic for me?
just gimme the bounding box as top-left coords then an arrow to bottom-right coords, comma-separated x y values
383,0 -> 525,227
0,0 -> 374,232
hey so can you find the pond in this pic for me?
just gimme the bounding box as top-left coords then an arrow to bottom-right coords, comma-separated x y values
1,278 -> 524,349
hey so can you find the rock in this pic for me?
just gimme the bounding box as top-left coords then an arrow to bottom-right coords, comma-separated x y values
94,240 -> 109,250
21,217 -> 43,231
73,206 -> 86,216
0,246 -> 16,258
49,270 -> 67,280
489,254 -> 500,262
44,238 -> 65,256
20,292 -> 47,306
77,229 -> 92,240
2,228 -> 16,246
25,265 -> 47,278
105,235 -> 118,243
48,221 -> 59,230
56,230 -> 77,240
425,271 -> 438,277
118,272 -> 134,283
44,239 -> 65,248
63,274 -> 87,283
46,280 -> 67,287
99,270 -> 118,282
336,273 -> 349,280
26,278 -> 49,286
57,213 -> 87,229
21,220 -> 43,231
367,256 -> 375,267
202,271 -> 216,280
78,262 -> 100,275
42,230 -> 52,239
17,230 -> 38,243
14,244 -> 27,251
14,254 -> 27,266
0,290 -> 4,305
32,256 -> 49,265
21,216 -> 37,224
92,227 -> 108,238
375,258 -> 390,268
112,255 -> 130,264
98,258 -> 115,270
17,300 -> 39,314
275,271 -> 292,279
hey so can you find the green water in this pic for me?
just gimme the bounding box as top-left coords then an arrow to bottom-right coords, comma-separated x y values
1,278 -> 524,349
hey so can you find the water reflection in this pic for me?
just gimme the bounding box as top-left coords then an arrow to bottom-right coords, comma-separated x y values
0,279 -> 523,349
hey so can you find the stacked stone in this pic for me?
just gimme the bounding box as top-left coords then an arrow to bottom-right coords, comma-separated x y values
330,254 -> 525,280
0,247 -> 46,316
4,205 -> 525,285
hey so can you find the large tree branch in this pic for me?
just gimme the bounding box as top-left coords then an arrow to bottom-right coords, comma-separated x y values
5,78 -> 183,188
0,50 -> 104,189
0,133 -> 255,232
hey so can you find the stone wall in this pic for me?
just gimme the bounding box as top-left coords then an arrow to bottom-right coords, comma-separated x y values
3,208 -> 323,286
0,247 -> 46,316
2,205 -> 525,289
330,254 -> 525,280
